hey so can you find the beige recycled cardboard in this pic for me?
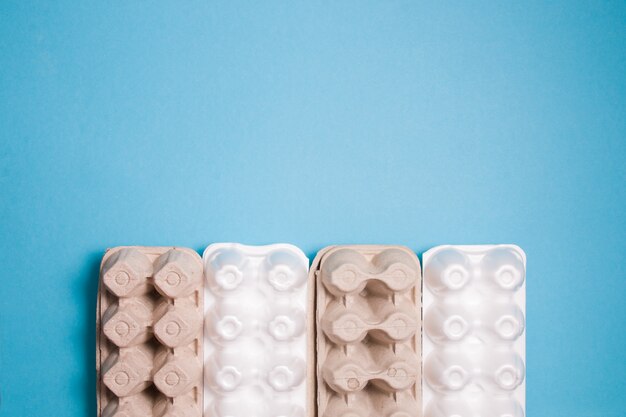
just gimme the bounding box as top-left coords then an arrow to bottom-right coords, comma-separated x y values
97,246 -> 203,417
311,245 -> 422,417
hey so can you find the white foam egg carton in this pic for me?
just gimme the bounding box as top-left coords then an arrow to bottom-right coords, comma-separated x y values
422,245 -> 526,417
202,243 -> 311,417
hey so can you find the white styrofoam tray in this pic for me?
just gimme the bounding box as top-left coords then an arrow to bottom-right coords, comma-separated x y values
202,243 -> 309,417
422,245 -> 526,417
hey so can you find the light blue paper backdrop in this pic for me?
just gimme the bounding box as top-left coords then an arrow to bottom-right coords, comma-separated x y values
1,2 -> 625,416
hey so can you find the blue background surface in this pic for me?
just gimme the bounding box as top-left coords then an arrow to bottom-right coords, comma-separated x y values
1,2 -> 625,416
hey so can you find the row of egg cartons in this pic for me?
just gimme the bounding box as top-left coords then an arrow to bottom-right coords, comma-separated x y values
97,243 -> 526,417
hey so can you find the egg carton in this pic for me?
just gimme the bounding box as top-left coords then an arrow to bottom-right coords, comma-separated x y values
422,245 -> 526,417
312,245 -> 422,417
202,243 -> 312,417
96,247 -> 204,417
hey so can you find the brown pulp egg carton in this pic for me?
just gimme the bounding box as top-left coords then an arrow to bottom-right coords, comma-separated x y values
312,245 -> 422,417
96,247 -> 204,417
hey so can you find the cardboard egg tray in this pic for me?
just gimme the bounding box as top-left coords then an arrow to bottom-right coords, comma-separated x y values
97,247 -> 204,417
95,243 -> 525,417
312,245 -> 422,417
